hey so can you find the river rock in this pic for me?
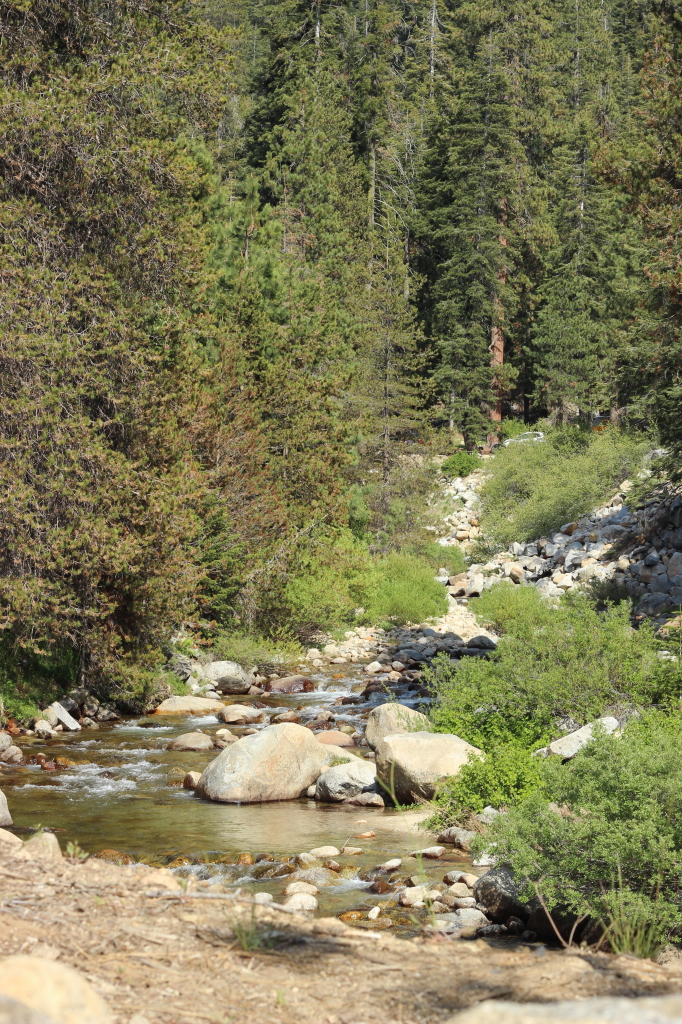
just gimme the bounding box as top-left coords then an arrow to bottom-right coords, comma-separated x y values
41,708 -> 59,728
202,661 -> 252,694
0,829 -> 20,851
315,760 -> 377,803
215,728 -> 237,742
196,723 -> 330,803
218,704 -> 268,725
0,736 -> 10,754
534,717 -> 620,760
288,866 -> 337,886
33,720 -> 55,740
411,845 -> 446,859
167,732 -> 214,751
399,885 -> 428,907
48,702 -> 81,732
283,892 -> 318,911
309,846 -> 340,858
285,881 -> 319,896
183,771 -> 202,789
454,907 -> 490,928
365,703 -> 431,750
0,794 -> 11,829
154,696 -> 225,715
450,995 -> 682,1023
437,826 -> 476,851
0,956 -> 113,1024
17,833 -> 62,863
444,870 -> 479,887
316,730 -> 355,747
273,710 -> 299,723
473,866 -> 529,923
264,675 -> 315,694
0,746 -> 22,765
375,732 -> 482,804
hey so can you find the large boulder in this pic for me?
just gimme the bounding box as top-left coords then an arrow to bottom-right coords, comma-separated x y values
315,759 -> 377,803
264,675 -> 315,694
473,866 -> 529,923
47,702 -> 81,732
365,703 -> 430,750
202,661 -> 252,695
196,723 -> 330,803
167,732 -> 214,751
0,956 -> 113,1024
154,696 -> 225,715
375,731 -> 482,804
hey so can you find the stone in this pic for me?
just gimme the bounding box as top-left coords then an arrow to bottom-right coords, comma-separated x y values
0,736 -> 11,755
183,771 -> 202,790
253,892 -> 273,905
309,846 -> 340,858
378,858 -> 402,872
455,907 -> 490,928
17,832 -> 62,863
0,829 -> 20,851
273,710 -> 299,724
196,723 -> 331,803
0,795 -> 11,829
437,826 -> 475,851
375,731 -> 482,804
218,705 -> 267,725
316,730 -> 355,747
315,759 -> 377,803
536,716 -> 620,760
367,905 -> 381,920
214,728 -> 237,742
341,846 -> 363,855
467,635 -> 497,650
450,995 -> 682,1024
33,720 -> 55,740
0,994 -> 57,1023
284,881 -> 319,896
80,718 -> 99,730
411,846 -> 446,859
0,957 -> 113,1024
0,746 -> 22,765
348,791 -> 384,806
41,708 -> 59,728
399,885 -> 428,906
448,882 -> 472,898
364,702 -> 430,750
444,870 -> 479,887
283,892 -> 318,911
48,702 -> 81,732
202,661 -> 252,694
167,731 -> 214,751
264,675 -> 315,693
154,696 -> 225,715
473,866 -> 528,923
294,852 -> 318,867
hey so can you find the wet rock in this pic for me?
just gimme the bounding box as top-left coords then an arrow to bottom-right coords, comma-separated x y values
203,661 -> 252,695
17,833 -> 62,863
80,718 -> 99,730
0,746 -> 22,765
273,710 -> 299,724
378,858 -> 402,872
473,866 -> 529,923
444,870 -> 479,887
264,675 -> 315,694
369,878 -> 393,894
95,705 -> 119,722
411,846 -> 446,859
375,732 -> 482,804
218,705 -> 268,725
183,772 -> 202,790
0,795 -> 11,829
348,791 -> 384,806
316,730 -> 355,747
41,708 -> 59,728
0,736 -> 10,755
288,867 -> 337,887
95,849 -> 135,865
294,852 -> 318,867
399,885 -> 428,907
309,846 -> 340,858
0,956 -> 113,1024
154,696 -> 225,715
285,881 -> 319,896
367,905 -> 382,920
196,724 -> 330,803
33,720 -> 56,740
214,728 -> 237,743
437,826 -> 476,851
48,702 -> 81,732
167,731 -> 214,751
365,703 -> 431,750
341,846 -> 363,855
315,759 -> 377,803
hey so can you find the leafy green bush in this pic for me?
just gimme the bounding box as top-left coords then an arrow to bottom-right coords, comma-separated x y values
441,451 -> 481,478
209,630 -> 303,671
426,744 -> 543,828
479,428 -> 649,548
425,584 -> 682,751
363,552 -> 448,625
480,712 -> 682,948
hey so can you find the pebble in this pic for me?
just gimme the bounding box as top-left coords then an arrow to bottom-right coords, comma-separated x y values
367,906 -> 381,920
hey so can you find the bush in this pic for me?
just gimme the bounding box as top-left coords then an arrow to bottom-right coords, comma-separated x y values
479,427 -> 649,548
425,584 -> 682,751
209,630 -> 302,672
480,712 -> 682,948
364,552 -> 448,625
441,451 -> 481,478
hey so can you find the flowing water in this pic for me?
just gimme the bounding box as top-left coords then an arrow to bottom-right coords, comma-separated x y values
2,667 -> 474,921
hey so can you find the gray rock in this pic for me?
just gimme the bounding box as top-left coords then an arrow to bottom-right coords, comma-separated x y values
0,746 -> 22,765
437,826 -> 476,851
450,995 -> 682,1024
48,702 -> 81,732
33,720 -> 55,740
466,636 -> 497,650
536,717 -> 619,760
0,735 -> 11,754
375,731 -> 482,804
154,696 -> 225,715
167,731 -> 214,751
473,866 -> 529,923
41,708 -> 59,728
315,759 -> 377,802
0,791 -> 12,827
365,702 -> 430,750
203,660 -> 252,695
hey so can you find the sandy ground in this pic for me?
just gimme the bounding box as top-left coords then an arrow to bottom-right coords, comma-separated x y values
2,846 -> 682,1024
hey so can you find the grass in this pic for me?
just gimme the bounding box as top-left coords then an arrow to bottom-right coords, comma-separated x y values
209,630 -> 303,672
479,426 -> 649,549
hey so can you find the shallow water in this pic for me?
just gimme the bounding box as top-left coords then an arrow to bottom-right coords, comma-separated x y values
2,669 -> 472,919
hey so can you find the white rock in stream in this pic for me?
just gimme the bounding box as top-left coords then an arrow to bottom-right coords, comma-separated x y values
154,696 -> 225,715
283,892 -> 318,911
315,759 -> 377,803
48,701 -> 81,732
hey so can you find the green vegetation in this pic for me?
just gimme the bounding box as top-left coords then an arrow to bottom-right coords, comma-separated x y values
479,429 -> 649,549
427,745 -> 543,828
478,713 -> 682,951
209,631 -> 303,673
440,452 -> 481,478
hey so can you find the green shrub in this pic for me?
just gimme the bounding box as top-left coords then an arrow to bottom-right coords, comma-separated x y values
403,539 -> 466,575
426,744 -> 544,828
479,427 -> 649,548
364,552 -> 448,625
209,630 -> 302,671
479,712 -> 682,949
425,584 -> 682,751
441,451 -> 481,478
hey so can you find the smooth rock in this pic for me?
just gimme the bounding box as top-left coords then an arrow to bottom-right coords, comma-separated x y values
399,885 -> 428,906
183,771 -> 202,790
537,717 -> 619,760
473,866 -> 528,923
33,721 -> 55,740
444,870 -> 479,887
253,892 -> 273,905
284,881 -> 319,896
0,746 -> 22,765
264,675 -> 315,694
167,732 -> 214,751
283,892 -> 318,911
437,826 -> 476,851
364,662 -> 384,675
214,728 -> 237,742
309,846 -> 340,858
450,995 -> 682,1024
448,882 -> 472,898
273,710 -> 299,723
0,956 -> 112,1024
202,661 -> 252,694
316,731 -> 355,747
367,905 -> 381,920
218,705 -> 267,725
17,833 -> 62,863
48,702 -> 81,732
379,858 -> 402,871
454,907 -> 489,928
411,846 -> 446,859
0,736 -> 10,754
196,723 -> 331,803
0,794 -> 11,829
154,696 -> 225,715
375,731 -> 482,804
365,703 -> 430,750
315,760 -> 377,802
41,708 -> 59,728
0,829 -> 20,851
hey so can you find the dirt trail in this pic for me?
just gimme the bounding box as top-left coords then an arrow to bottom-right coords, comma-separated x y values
4,850 -> 682,1024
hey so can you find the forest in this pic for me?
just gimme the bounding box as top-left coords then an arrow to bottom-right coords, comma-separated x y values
1,0 -> 681,701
